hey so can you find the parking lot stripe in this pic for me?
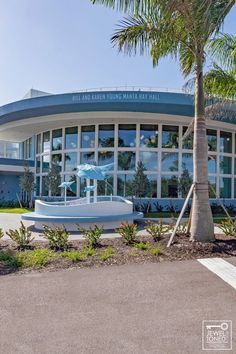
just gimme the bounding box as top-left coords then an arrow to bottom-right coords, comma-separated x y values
198,258 -> 236,290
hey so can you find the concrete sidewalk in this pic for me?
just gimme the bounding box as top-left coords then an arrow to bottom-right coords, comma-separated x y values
0,258 -> 235,354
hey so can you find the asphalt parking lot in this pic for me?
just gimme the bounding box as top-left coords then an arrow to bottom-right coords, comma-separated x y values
0,258 -> 235,354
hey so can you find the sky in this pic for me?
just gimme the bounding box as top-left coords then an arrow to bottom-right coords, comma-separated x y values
0,0 -> 235,106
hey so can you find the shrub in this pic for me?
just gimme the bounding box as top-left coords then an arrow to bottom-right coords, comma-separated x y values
218,218 -> 236,237
169,217 -> 188,235
6,222 -> 34,249
0,250 -> 19,267
117,223 -> 137,245
43,225 -> 70,250
145,220 -> 169,241
148,245 -> 164,256
16,249 -> 57,268
79,225 -> 103,248
61,250 -> 81,262
134,241 -> 150,251
100,246 -> 114,261
79,246 -> 96,259
0,228 -> 4,239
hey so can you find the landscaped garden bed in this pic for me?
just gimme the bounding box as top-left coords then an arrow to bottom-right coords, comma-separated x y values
0,221 -> 235,276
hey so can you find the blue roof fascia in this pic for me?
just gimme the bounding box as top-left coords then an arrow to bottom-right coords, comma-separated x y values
0,91 -> 194,126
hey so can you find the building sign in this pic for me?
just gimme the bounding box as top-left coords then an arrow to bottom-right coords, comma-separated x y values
72,91 -> 161,103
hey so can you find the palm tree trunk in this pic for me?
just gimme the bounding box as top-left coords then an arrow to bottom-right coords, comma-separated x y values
190,54 -> 215,242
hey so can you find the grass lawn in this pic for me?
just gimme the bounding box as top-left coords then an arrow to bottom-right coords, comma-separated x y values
0,208 -> 33,214
144,212 -> 230,224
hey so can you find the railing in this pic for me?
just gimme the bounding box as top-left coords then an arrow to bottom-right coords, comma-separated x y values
71,86 -> 186,94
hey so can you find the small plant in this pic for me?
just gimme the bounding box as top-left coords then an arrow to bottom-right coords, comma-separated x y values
16,249 -> 57,268
6,222 -> 34,249
100,246 -> 115,261
79,246 -> 96,260
145,220 -> 169,241
128,251 -> 139,257
218,218 -> 236,237
153,201 -> 164,213
0,228 -> 4,239
0,250 -> 19,267
61,250 -> 81,262
148,246 -> 164,256
117,223 -> 137,245
43,225 -> 70,250
79,225 -> 103,248
169,218 -> 189,235
134,241 -> 150,251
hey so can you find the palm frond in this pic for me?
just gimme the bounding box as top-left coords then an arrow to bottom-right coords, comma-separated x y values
91,0 -> 158,14
204,63 -> 236,99
111,13 -> 181,66
208,33 -> 236,71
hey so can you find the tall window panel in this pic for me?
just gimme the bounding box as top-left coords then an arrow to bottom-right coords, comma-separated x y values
118,124 -> 136,147
99,125 -> 115,148
140,124 -> 158,148
65,127 -> 78,149
81,126 -> 95,148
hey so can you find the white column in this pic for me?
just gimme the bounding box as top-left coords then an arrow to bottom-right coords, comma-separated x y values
94,179 -> 97,203
86,179 -> 90,203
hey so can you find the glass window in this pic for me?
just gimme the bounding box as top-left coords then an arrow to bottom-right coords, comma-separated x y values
52,129 -> 62,151
80,178 -> 95,198
98,176 -> 114,196
146,175 -> 157,198
140,124 -> 158,148
81,126 -> 95,148
98,151 -> 114,166
118,152 -> 136,170
208,176 -> 216,198
208,155 -> 217,174
64,152 -> 77,172
161,152 -> 178,172
51,154 -> 62,171
42,176 -> 49,196
43,131 -> 50,153
118,124 -> 136,147
162,126 -> 178,148
219,156 -> 232,174
182,153 -> 193,173
65,175 -> 77,197
220,131 -> 232,153
99,125 -> 115,147
235,158 -> 236,174
0,141 -> 4,157
220,177 -> 231,198
182,127 -> 193,150
80,152 -> 95,164
139,151 -> 158,171
117,174 -> 134,197
207,129 -> 217,151
65,127 -> 78,149
36,157 -> 41,174
6,142 -> 19,159
36,176 -> 40,196
161,175 -> 178,198
36,134 -> 41,154
42,155 -> 50,173
234,179 -> 236,198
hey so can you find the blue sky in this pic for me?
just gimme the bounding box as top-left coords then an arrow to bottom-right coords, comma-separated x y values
0,0 -> 235,105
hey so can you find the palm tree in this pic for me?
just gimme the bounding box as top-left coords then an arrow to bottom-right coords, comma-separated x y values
91,0 -> 235,242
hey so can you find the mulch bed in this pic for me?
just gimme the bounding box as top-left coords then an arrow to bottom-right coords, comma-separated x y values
0,233 -> 235,276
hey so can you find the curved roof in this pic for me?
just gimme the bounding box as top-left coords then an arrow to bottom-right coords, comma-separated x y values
0,90 -> 194,126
